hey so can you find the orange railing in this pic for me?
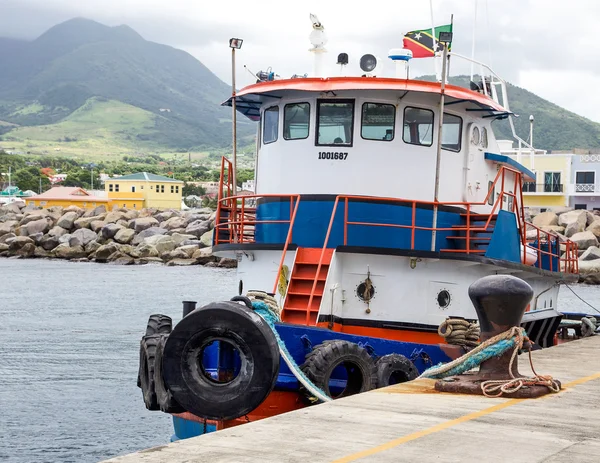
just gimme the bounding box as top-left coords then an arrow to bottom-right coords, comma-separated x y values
214,157 -> 579,315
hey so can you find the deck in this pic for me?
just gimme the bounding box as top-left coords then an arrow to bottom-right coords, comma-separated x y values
104,336 -> 600,463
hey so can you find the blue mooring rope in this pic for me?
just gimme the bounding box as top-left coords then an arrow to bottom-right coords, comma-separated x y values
419,332 -> 522,379
252,301 -> 330,402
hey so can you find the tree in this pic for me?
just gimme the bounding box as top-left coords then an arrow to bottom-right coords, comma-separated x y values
182,183 -> 206,197
12,167 -> 50,192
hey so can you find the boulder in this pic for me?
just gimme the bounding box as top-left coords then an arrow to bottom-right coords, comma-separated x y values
564,222 -> 580,238
56,211 -> 79,230
85,240 -> 102,254
177,244 -> 200,257
581,272 -> 600,284
135,257 -> 164,265
58,234 -> 72,245
68,235 -> 84,248
72,228 -> 97,247
540,225 -> 565,234
95,243 -> 120,262
532,211 -> 558,228
90,220 -> 107,232
587,210 -> 597,226
580,246 -> 600,261
551,206 -> 574,215
34,246 -> 52,258
586,220 -> 600,239
131,217 -> 159,233
48,226 -> 68,237
40,234 -> 60,251
578,259 -> 600,275
154,236 -> 176,254
155,210 -> 178,222
0,232 -> 16,245
192,247 -> 216,265
101,223 -> 123,239
7,236 -> 34,251
170,233 -> 197,247
74,214 -> 106,229
0,220 -> 18,236
63,205 -> 85,217
104,211 -> 127,224
124,210 -> 139,220
117,244 -> 135,256
20,210 -> 51,226
1,203 -> 22,214
163,216 -> 187,230
218,257 -> 238,268
166,259 -> 197,266
570,231 -> 599,250
116,219 -> 129,228
53,244 -> 87,260
181,239 -> 203,247
166,248 -> 191,260
0,243 -> 8,252
186,212 -> 212,223
21,218 -> 51,236
558,210 -> 587,234
114,228 -> 135,244
135,244 -> 159,258
200,229 -> 214,248
16,242 -> 36,257
29,232 -> 45,245
185,220 -> 211,238
131,227 -> 168,245
83,205 -> 107,218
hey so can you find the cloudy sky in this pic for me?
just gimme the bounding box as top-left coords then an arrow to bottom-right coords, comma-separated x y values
2,0 -> 600,122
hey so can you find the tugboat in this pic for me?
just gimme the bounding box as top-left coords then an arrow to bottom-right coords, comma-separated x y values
137,14 -> 579,442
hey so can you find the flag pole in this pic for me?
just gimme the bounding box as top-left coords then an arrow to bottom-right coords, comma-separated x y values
446,14 -> 454,78
470,0 -> 478,81
430,42 -> 449,252
429,0 -> 440,81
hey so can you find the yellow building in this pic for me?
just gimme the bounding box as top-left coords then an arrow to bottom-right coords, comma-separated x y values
27,187 -> 110,210
506,152 -> 572,209
106,172 -> 184,210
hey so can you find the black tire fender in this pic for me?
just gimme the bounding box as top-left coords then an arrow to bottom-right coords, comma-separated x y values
300,340 -> 377,400
138,314 -> 172,388
145,314 -> 173,336
139,334 -> 160,410
375,354 -> 418,387
162,301 -> 280,421
154,334 -> 186,414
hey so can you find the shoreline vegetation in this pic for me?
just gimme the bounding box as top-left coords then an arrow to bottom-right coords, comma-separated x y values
0,202 -> 236,268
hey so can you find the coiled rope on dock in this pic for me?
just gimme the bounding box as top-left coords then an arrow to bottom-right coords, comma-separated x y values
437,318 -> 480,347
418,326 -> 560,397
581,316 -> 598,338
246,291 -> 332,403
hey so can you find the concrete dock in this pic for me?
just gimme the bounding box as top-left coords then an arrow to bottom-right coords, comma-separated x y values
105,336 -> 600,463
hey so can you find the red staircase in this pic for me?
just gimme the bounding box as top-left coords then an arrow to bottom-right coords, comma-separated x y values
443,212 -> 498,254
281,247 -> 334,326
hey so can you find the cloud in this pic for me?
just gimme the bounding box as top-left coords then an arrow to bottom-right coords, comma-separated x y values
1,0 -> 599,122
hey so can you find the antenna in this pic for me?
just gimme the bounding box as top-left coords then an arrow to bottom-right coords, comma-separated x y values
470,0 -> 478,81
309,13 -> 328,77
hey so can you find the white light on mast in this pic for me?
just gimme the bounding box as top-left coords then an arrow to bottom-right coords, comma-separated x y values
309,13 -> 327,77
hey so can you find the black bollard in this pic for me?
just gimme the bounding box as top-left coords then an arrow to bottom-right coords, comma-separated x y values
434,275 -> 561,398
182,301 -> 197,318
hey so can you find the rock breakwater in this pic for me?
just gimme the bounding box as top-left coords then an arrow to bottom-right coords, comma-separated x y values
0,202 -> 236,268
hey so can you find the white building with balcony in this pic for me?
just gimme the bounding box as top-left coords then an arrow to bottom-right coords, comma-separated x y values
569,153 -> 600,210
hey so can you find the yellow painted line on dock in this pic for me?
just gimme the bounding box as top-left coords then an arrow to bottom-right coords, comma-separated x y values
330,372 -> 600,463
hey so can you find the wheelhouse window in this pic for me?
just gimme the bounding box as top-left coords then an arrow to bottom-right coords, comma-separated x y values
361,103 -> 395,141
442,113 -> 462,152
403,107 -> 434,146
283,103 -> 310,140
316,100 -> 354,146
263,106 -> 279,144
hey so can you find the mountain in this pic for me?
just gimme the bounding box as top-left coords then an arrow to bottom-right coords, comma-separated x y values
420,75 -> 600,151
0,18 -> 253,152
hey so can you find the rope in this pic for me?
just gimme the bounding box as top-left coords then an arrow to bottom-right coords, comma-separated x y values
581,316 -> 597,337
438,318 -> 480,347
248,298 -> 332,404
562,284 -> 600,315
419,326 -> 560,398
247,290 -> 281,317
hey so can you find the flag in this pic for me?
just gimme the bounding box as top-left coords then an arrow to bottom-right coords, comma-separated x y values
403,24 -> 452,58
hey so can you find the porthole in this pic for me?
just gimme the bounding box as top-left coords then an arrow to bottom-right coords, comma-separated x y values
481,127 -> 488,148
437,290 -> 451,309
471,126 -> 480,145
356,281 -> 375,302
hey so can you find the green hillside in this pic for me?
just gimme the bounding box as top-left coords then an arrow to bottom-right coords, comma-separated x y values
0,18 -> 254,152
420,75 -> 600,151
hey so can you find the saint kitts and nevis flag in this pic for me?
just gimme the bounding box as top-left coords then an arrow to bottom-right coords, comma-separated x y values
403,24 -> 453,58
